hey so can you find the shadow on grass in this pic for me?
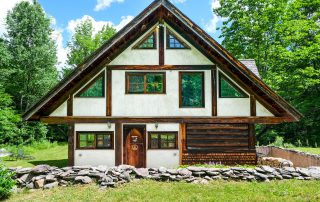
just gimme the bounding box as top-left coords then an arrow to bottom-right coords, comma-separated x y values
28,159 -> 68,168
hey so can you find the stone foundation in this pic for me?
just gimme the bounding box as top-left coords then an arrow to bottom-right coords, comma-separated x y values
10,164 -> 320,191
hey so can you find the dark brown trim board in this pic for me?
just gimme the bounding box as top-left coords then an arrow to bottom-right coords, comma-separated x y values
106,69 -> 112,116
41,116 -> 296,125
211,68 -> 217,116
67,95 -> 73,116
179,123 -> 186,165
108,65 -> 214,70
68,123 -> 75,166
248,124 -> 256,150
115,123 -> 123,166
159,25 -> 165,65
250,95 -> 257,116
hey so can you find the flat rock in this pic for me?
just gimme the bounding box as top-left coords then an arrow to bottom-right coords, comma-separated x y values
178,168 -> 192,177
34,179 -> 45,189
43,182 -> 59,189
254,173 -> 268,181
45,174 -> 56,182
75,176 -> 92,184
158,167 -> 167,173
260,166 -> 275,173
16,168 -> 32,175
32,165 -> 51,174
167,169 -> 178,175
134,168 -> 149,178
296,168 -> 310,177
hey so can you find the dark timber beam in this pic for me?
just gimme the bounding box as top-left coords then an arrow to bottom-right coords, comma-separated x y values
107,65 -> 214,70
115,123 -> 123,166
41,116 -> 296,125
211,67 -> 217,116
250,95 -> 256,116
68,123 -> 75,166
106,69 -> 112,116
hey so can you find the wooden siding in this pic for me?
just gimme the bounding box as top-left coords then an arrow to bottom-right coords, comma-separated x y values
182,123 -> 257,165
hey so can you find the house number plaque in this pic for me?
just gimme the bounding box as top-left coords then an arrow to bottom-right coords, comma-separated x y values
131,145 -> 138,150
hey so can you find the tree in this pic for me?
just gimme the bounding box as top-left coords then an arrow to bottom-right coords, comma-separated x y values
215,0 -> 320,145
0,86 -> 20,145
5,0 -> 58,113
0,39 -> 12,86
64,19 -> 116,76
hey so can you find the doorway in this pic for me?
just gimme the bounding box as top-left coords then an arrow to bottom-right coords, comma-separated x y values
123,125 -> 146,168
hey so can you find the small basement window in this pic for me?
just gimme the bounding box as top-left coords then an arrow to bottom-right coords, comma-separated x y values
148,132 -> 178,149
219,73 -> 248,98
179,72 -> 205,108
166,29 -> 190,49
77,132 -> 113,149
75,72 -> 105,97
126,72 -> 165,94
133,30 -> 157,49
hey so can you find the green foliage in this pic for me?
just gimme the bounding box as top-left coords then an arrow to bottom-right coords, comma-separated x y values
64,19 -> 116,76
0,87 -> 21,145
0,165 -> 16,200
215,0 -> 320,145
4,1 -> 58,113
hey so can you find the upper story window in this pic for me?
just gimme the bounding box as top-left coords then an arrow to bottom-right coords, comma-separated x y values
166,29 -> 190,49
126,72 -> 166,94
77,132 -> 114,150
133,30 -> 157,49
148,132 -> 178,149
75,72 -> 105,97
219,73 -> 248,98
179,72 -> 205,108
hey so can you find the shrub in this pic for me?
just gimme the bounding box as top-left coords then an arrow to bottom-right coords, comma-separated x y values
0,165 -> 16,200
270,136 -> 284,147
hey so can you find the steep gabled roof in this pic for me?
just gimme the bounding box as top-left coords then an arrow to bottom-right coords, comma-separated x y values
23,0 -> 302,122
240,59 -> 260,78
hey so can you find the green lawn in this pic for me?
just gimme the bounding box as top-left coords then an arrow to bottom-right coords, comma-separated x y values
2,143 -> 67,168
7,180 -> 320,202
289,147 -> 320,155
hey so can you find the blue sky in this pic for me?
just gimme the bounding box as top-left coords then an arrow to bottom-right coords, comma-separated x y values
1,0 -> 224,70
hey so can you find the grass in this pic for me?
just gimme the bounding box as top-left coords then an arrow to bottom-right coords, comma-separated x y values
289,147 -> 320,155
1,142 -> 67,168
6,180 -> 320,202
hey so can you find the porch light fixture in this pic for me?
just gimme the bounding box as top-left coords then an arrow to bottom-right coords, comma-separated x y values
107,122 -> 111,129
155,123 -> 159,129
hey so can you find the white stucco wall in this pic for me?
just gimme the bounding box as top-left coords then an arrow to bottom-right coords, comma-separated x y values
146,123 -> 180,168
109,26 -> 159,65
74,123 -> 115,167
164,24 -> 213,65
112,70 -> 212,116
73,98 -> 106,116
256,101 -> 274,117
50,101 -> 67,116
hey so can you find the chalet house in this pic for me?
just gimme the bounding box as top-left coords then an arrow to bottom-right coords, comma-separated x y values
23,0 -> 302,168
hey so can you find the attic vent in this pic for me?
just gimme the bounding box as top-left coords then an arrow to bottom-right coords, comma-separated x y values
133,30 -> 157,49
219,73 -> 248,98
166,29 -> 190,49
75,72 -> 105,97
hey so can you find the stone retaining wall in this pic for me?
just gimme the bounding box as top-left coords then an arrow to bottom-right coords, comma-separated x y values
10,164 -> 320,191
257,146 -> 320,167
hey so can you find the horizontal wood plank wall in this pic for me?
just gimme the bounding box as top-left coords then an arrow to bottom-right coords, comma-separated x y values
68,123 -> 75,166
182,123 -> 256,165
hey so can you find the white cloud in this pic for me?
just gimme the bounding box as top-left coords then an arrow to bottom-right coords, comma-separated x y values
94,0 -> 124,11
51,28 -> 68,71
67,14 -> 134,35
205,0 -> 223,33
0,0 -> 32,36
114,15 -> 134,31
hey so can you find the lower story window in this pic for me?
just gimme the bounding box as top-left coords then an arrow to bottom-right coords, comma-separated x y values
77,132 -> 114,149
148,132 -> 178,149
